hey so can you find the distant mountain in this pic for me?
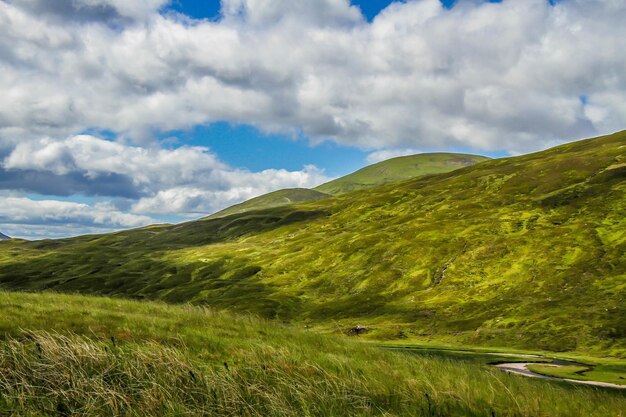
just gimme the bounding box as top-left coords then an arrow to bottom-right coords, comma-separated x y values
314,152 -> 490,195
0,232 -> 10,240
206,188 -> 330,219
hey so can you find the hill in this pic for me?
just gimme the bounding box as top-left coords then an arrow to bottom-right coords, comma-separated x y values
206,188 -> 330,219
314,152 -> 490,195
0,131 -> 624,354
208,153 -> 488,219
0,291 -> 623,417
0,232 -> 9,240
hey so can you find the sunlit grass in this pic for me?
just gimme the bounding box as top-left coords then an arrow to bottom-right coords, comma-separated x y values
1,291 -> 625,417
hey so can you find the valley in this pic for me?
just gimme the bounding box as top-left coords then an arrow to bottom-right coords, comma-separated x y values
0,132 -> 624,416
1,132 -> 624,354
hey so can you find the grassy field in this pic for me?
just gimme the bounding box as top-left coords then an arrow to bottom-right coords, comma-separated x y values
0,132 -> 624,356
1,291 -> 625,417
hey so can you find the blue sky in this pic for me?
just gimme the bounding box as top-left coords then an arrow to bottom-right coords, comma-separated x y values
0,0 -> 620,239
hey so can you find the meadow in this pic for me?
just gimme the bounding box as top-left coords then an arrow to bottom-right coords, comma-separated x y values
1,291 -> 624,417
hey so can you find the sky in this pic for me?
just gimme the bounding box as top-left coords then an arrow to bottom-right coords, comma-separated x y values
0,0 -> 624,239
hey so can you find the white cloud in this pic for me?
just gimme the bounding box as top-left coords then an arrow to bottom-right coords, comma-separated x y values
1,135 -> 331,219
0,197 -> 156,236
366,148 -> 423,164
221,0 -> 363,26
3,136 -> 227,190
0,0 -> 624,152
130,164 -> 329,216
11,0 -> 169,22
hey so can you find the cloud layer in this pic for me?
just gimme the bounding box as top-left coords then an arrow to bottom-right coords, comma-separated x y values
2,0 -> 625,151
1,135 -> 330,218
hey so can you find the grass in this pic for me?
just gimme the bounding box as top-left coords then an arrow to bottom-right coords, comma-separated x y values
206,188 -> 331,220
0,131 -> 624,356
379,344 -> 626,386
527,362 -> 626,386
314,152 -> 490,195
1,291 -> 625,417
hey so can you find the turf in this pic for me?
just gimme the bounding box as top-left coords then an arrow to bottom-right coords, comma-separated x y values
1,291 -> 625,417
0,131 -> 624,355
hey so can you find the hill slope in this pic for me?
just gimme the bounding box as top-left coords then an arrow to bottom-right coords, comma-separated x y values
0,132 -> 624,353
208,153 -> 488,219
206,188 -> 330,219
0,232 -> 9,240
314,152 -> 490,195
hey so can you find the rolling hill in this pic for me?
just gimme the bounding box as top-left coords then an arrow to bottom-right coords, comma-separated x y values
314,152 -> 490,195
208,152 -> 489,219
206,188 -> 330,219
0,131 -> 624,354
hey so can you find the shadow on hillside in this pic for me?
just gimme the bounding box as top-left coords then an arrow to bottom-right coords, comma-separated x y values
0,207 -> 328,312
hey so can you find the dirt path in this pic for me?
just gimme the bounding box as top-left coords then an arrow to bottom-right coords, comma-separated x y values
493,362 -> 626,389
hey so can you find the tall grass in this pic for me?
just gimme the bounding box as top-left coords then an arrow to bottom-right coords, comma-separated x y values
0,292 -> 624,416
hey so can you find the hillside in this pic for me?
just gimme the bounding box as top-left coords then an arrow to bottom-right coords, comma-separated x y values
0,131 -> 624,354
314,152 -> 490,195
208,153 -> 488,219
2,292 -> 623,417
0,232 -> 9,240
206,188 -> 330,219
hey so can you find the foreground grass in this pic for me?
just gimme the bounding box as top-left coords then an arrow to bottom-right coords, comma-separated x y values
1,292 -> 625,417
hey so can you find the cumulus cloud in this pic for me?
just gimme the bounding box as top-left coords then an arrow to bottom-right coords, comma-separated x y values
0,135 -> 330,218
0,0 -> 624,152
0,196 -> 156,239
9,0 -> 169,22
131,164 -> 328,216
366,148 -> 423,164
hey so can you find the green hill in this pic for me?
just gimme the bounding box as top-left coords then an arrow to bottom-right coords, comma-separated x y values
206,188 -> 330,219
314,152 -> 490,195
2,292 -> 623,417
0,131 -> 624,354
208,153 -> 488,219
